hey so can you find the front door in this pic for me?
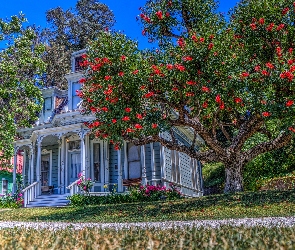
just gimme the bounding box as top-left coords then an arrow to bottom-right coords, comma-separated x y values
69,152 -> 81,184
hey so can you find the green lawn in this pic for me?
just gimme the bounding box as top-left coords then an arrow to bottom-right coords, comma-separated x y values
0,190 -> 295,223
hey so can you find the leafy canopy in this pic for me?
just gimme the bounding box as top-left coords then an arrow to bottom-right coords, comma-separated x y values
80,0 -> 295,170
0,14 -> 45,161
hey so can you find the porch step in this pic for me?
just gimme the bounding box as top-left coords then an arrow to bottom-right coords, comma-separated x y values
26,194 -> 70,208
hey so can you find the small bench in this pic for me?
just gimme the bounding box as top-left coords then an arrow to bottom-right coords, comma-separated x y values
41,185 -> 54,194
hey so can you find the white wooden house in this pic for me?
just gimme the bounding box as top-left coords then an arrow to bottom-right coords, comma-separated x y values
12,50 -> 204,207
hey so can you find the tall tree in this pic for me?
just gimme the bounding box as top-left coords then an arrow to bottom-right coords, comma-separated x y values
0,14 -> 45,162
42,0 -> 115,89
79,0 -> 295,193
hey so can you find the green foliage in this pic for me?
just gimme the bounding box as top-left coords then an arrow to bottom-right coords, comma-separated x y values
2,190 -> 295,223
68,184 -> 183,206
40,0 -> 115,89
202,162 -> 225,190
1,226 -> 295,249
0,14 -> 45,162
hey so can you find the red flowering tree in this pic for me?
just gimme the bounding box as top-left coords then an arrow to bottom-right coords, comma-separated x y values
80,0 -> 295,193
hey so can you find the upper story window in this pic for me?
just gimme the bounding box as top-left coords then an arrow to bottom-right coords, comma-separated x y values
74,56 -> 83,72
72,82 -> 81,110
43,97 -> 52,122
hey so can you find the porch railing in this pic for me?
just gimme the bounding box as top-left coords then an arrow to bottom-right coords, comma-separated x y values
66,180 -> 80,196
22,181 -> 40,208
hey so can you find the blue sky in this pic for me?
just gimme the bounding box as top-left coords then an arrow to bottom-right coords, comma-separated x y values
0,0 -> 238,49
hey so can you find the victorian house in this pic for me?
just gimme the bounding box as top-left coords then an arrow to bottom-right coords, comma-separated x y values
12,50 -> 204,207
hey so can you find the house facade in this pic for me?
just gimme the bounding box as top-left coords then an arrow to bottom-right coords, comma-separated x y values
12,50 -> 203,199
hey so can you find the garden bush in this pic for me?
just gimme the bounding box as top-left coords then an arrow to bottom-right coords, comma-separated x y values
68,184 -> 183,207
0,192 -> 23,208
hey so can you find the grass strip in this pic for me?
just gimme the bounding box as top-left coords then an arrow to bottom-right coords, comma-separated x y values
0,190 -> 295,223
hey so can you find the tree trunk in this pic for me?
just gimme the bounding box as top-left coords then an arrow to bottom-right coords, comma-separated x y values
224,162 -> 244,193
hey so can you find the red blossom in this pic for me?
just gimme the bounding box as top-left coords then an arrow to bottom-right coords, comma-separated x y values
286,100 -> 294,107
133,70 -> 139,74
234,97 -> 242,104
136,113 -> 143,119
87,98 -> 93,103
266,23 -> 275,31
140,13 -> 151,23
201,86 -> 210,92
250,23 -> 257,30
156,10 -> 163,20
125,107 -> 132,112
143,92 -> 154,98
126,128 -> 134,133
105,75 -> 112,81
183,56 -> 193,61
215,94 -> 222,103
240,72 -> 250,78
114,144 -> 120,150
81,54 -> 88,59
261,70 -> 269,76
259,18 -> 265,25
112,119 -> 117,123
152,123 -> 158,129
122,116 -> 130,121
254,65 -> 261,72
186,80 -> 196,85
172,87 -> 178,91
121,55 -> 126,61
280,71 -> 294,81
192,34 -> 198,42
282,7 -> 290,15
199,37 -> 205,42
276,47 -> 282,57
266,62 -> 274,69
262,111 -> 271,117
140,85 -> 146,90
219,101 -> 225,110
175,64 -> 185,71
166,64 -> 174,70
134,124 -> 143,129
118,71 -> 124,77
277,23 -> 285,31
208,43 -> 214,50
101,107 -> 108,112
202,101 -> 208,108
289,127 -> 295,133
185,92 -> 194,96
177,38 -> 185,48
166,12 -> 170,17
79,78 -> 86,83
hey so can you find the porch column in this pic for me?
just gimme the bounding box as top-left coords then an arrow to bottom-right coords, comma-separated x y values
141,145 -> 147,185
22,149 -> 26,186
57,139 -> 61,194
60,136 -> 65,194
36,135 -> 44,195
12,145 -> 19,194
27,146 -> 32,184
79,129 -> 86,175
117,149 -> 123,192
160,145 -> 167,187
30,142 -> 35,184
150,143 -> 155,184
85,134 -> 90,178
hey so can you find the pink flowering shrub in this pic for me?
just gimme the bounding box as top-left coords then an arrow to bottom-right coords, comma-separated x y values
129,183 -> 183,201
77,172 -> 94,193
